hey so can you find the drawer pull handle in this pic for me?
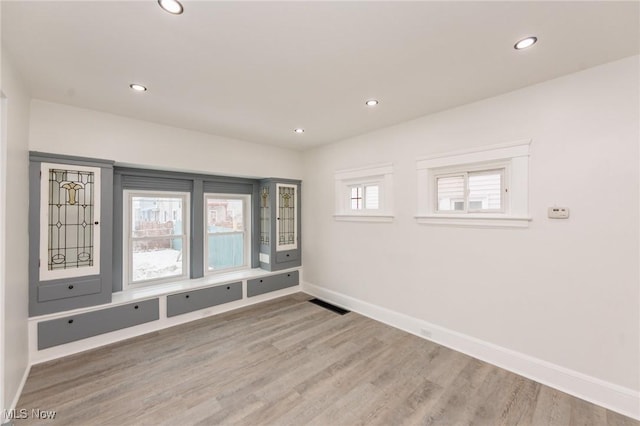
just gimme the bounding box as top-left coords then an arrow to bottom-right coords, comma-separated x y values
134,305 -> 139,309
68,284 -> 74,290
68,319 -> 74,324
288,274 -> 291,277
226,286 -> 230,290
94,221 -> 99,225
185,295 -> 190,299
286,254 -> 290,257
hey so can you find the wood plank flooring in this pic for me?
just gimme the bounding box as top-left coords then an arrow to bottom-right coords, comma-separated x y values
15,293 -> 638,425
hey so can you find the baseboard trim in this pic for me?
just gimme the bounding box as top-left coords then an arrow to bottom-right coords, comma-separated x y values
4,364 -> 31,422
302,281 -> 640,420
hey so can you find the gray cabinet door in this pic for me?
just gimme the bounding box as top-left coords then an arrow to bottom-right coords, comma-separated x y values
37,278 -> 102,302
275,250 -> 299,264
38,298 -> 159,349
167,282 -> 242,317
247,271 -> 299,297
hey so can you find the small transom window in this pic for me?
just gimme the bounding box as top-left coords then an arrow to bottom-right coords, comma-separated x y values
334,163 -> 394,222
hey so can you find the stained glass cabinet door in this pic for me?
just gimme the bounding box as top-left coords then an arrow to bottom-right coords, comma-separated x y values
39,162 -> 101,281
258,179 -> 301,272
276,183 -> 297,252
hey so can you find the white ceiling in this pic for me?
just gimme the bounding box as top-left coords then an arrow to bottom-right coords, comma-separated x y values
2,1 -> 639,150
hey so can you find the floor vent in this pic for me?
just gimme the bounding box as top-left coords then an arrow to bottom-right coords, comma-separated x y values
309,298 -> 350,315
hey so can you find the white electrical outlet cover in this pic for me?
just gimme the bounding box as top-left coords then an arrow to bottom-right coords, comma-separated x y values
548,207 -> 570,219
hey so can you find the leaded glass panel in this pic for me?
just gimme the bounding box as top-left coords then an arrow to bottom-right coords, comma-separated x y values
47,167 -> 95,270
276,184 -> 297,250
260,186 -> 270,245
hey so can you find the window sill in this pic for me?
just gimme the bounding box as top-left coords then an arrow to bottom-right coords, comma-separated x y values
334,214 -> 394,223
415,214 -> 531,228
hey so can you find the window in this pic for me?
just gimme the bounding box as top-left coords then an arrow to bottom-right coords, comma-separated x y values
349,184 -> 380,210
416,140 -> 531,228
436,168 -> 504,213
124,191 -> 189,287
334,163 -> 393,222
205,194 -> 250,272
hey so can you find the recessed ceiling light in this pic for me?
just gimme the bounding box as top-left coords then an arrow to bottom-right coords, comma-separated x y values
365,99 -> 379,106
294,128 -> 305,134
514,36 -> 537,50
129,83 -> 147,92
158,0 -> 183,15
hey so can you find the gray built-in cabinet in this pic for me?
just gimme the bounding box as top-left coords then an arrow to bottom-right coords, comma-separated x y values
29,152 -> 301,322
259,179 -> 302,271
29,152 -> 114,316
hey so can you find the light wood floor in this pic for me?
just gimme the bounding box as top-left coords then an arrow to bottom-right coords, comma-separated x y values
16,293 -> 638,426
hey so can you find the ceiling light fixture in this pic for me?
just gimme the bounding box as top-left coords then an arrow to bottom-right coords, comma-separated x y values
365,99 -> 379,106
158,0 -> 184,15
129,83 -> 147,92
514,36 -> 537,50
294,128 -> 305,134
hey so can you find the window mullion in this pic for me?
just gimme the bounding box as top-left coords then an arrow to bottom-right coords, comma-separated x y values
463,172 -> 470,213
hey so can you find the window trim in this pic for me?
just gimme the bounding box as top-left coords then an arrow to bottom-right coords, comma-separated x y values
204,193 -> 252,275
123,189 -> 190,289
416,140 -> 531,228
334,163 -> 394,222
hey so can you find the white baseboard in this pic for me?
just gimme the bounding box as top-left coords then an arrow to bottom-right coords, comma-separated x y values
302,281 -> 640,420
3,364 -> 31,422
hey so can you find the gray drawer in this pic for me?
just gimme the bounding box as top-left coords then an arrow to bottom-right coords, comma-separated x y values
167,282 -> 242,317
276,250 -> 299,264
247,271 -> 299,297
38,278 -> 101,303
38,299 -> 159,350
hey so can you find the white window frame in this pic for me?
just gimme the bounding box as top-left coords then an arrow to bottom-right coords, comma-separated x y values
416,140 -> 531,228
123,190 -> 190,289
39,162 -> 101,281
334,163 -> 394,222
204,193 -> 251,274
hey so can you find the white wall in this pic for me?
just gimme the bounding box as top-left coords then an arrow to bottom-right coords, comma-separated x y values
1,51 -> 31,416
302,56 -> 639,397
29,100 -> 303,180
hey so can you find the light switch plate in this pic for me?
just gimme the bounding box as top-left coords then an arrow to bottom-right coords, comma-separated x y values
548,207 -> 570,219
